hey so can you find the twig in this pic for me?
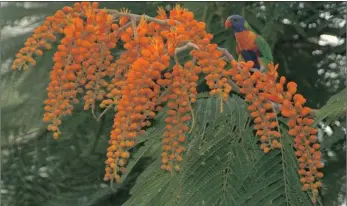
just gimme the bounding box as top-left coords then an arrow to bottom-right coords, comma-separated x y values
156,86 -> 172,105
111,22 -> 132,43
115,22 -> 132,35
310,109 -> 319,117
97,104 -> 113,122
131,16 -> 138,38
221,56 -> 228,61
220,95 -> 224,113
218,46 -> 257,73
250,68 -> 259,72
188,58 -> 197,133
175,42 -> 200,54
103,9 -> 169,25
174,55 -> 180,66
174,42 -> 200,65
271,102 -> 281,115
227,77 -> 241,94
218,47 -> 242,93
218,47 -> 235,61
92,105 -> 98,120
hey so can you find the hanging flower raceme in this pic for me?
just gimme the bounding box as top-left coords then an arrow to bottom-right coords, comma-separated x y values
160,62 -> 198,172
182,19 -> 233,112
43,18 -> 83,139
228,60 -> 323,203
40,4 -> 118,139
280,82 -> 323,204
192,43 -> 231,112
104,23 -> 171,181
154,5 -> 235,170
101,19 -> 135,109
253,64 -> 284,151
11,2 -> 98,71
254,63 -> 323,203
80,9 -> 117,112
228,61 -> 281,152
11,12 -> 60,71
11,2 -> 119,139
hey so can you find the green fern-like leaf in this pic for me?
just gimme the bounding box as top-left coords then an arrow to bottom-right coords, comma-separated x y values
124,95 -> 316,206
315,88 -> 346,125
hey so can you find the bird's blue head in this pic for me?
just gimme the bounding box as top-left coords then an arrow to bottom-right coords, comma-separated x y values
225,14 -> 246,32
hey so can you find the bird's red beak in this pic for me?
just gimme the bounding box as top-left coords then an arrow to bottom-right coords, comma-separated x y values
225,20 -> 232,28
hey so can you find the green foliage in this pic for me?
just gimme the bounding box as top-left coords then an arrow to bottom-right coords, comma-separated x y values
123,95 -> 316,206
315,88 -> 346,125
313,88 -> 346,206
313,87 -> 346,151
1,110 -> 112,206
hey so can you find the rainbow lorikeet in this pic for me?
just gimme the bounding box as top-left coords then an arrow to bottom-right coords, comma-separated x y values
224,14 -> 273,71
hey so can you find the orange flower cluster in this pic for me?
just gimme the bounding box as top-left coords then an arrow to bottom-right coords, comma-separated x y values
156,5 -> 234,119
11,2 -> 104,71
12,3 -> 236,179
154,5 -> 237,171
159,62 -> 199,172
104,18 -> 171,181
229,60 -> 323,203
280,84 -> 323,203
110,5 -> 237,177
43,18 -> 82,138
11,11 -> 63,70
165,6 -> 233,104
103,5 -> 212,177
228,61 -> 282,152
159,7 -> 199,53
11,2 -> 119,139
12,4 -> 323,201
101,17 -> 136,109
192,43 -> 231,111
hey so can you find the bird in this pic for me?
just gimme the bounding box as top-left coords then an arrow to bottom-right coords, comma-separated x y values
224,14 -> 273,71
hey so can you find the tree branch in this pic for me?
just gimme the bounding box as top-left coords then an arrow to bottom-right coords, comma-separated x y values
175,42 -> 200,54
116,21 -> 132,34
103,9 -> 170,25
218,47 -> 235,61
97,104 -> 113,122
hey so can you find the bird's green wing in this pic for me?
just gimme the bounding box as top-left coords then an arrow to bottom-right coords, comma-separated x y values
255,35 -> 273,63
244,21 -> 274,70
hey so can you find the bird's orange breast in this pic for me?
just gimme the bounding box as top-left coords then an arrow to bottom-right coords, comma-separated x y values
235,31 -> 258,51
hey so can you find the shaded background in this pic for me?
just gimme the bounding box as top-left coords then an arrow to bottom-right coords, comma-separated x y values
0,2 -> 346,206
